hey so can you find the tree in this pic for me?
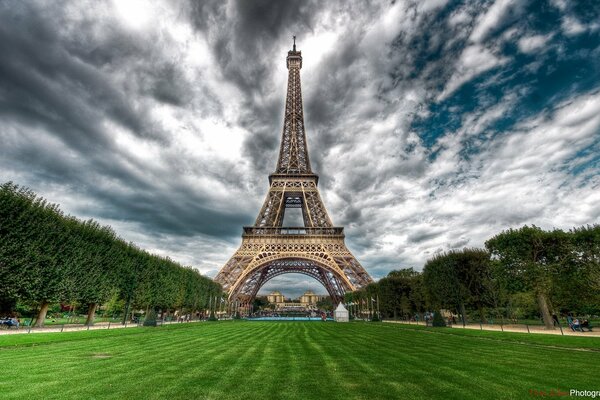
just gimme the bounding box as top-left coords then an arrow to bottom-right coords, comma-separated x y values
0,184 -> 70,326
0,183 -> 33,313
377,268 -> 422,319
252,296 -> 268,311
423,249 -> 492,325
432,310 -> 446,327
486,226 -> 562,329
64,220 -> 121,325
347,268 -> 425,321
1,182 -> 222,325
554,225 -> 600,315
317,296 -> 333,312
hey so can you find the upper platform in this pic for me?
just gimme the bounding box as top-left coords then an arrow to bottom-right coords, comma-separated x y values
243,226 -> 345,237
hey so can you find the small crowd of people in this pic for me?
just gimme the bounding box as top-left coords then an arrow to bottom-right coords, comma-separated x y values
422,311 -> 436,325
0,316 -> 20,329
565,315 -> 593,332
410,312 -> 595,333
177,314 -> 194,322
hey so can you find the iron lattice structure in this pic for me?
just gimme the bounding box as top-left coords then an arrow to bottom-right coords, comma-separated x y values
214,40 -> 373,305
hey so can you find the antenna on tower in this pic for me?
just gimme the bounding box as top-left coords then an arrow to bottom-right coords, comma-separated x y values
293,35 -> 296,51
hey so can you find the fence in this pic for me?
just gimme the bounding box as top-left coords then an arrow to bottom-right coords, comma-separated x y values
383,318 -> 599,337
0,317 -> 206,336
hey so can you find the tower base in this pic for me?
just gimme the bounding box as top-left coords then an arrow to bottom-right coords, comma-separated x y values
214,227 -> 372,304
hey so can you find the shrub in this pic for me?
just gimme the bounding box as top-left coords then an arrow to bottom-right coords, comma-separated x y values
143,309 -> 157,327
432,311 -> 446,327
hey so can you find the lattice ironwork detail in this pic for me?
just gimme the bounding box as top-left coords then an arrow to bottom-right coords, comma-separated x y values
276,45 -> 311,175
214,40 -> 373,305
238,260 -> 348,305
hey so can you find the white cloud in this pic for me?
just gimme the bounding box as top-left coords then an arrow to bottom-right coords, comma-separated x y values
561,16 -> 586,36
517,34 -> 552,54
447,6 -> 472,27
329,88 -> 600,275
438,44 -> 508,100
112,0 -> 155,30
469,0 -> 520,43
550,0 -> 600,37
411,91 -> 600,264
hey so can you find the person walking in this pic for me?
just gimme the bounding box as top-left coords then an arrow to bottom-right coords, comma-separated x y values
552,313 -> 560,327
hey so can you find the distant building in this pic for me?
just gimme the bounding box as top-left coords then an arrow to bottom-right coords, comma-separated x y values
267,291 -> 286,304
299,290 -> 325,306
265,290 -> 327,311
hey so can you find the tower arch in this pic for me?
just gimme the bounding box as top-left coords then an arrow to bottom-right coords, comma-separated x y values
229,256 -> 354,305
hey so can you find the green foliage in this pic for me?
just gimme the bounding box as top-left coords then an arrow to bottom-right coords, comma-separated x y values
316,296 -> 333,311
143,309 -> 157,327
423,248 -> 492,314
485,226 -> 554,294
104,291 -> 125,317
485,225 -> 600,327
356,224 -> 599,326
507,292 -> 538,320
252,296 -> 268,311
350,268 -> 425,320
208,311 -> 218,321
0,182 -> 221,320
563,225 -> 600,314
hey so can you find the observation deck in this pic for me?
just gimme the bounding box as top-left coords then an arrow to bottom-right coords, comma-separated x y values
242,226 -> 345,238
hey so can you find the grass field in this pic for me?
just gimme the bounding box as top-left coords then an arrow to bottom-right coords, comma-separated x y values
0,321 -> 598,400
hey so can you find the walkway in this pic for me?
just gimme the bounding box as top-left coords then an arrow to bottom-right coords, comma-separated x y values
0,319 -> 203,336
384,319 -> 600,337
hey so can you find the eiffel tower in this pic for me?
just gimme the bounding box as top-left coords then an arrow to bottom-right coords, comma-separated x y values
214,38 -> 373,306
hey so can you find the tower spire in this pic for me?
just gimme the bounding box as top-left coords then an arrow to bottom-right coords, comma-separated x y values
275,37 -> 312,177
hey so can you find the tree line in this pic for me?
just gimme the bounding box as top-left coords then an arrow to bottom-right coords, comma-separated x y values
350,225 -> 600,329
0,182 -> 222,327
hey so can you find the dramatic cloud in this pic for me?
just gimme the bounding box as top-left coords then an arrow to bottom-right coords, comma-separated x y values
1,0 -> 599,298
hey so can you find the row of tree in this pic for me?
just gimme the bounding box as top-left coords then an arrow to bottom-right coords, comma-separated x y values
350,225 -> 600,329
0,182 -> 222,326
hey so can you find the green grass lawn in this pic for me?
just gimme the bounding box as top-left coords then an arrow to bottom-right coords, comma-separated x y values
0,321 -> 598,400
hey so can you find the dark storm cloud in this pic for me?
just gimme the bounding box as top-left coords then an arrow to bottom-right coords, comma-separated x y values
0,1 -> 252,241
1,124 -> 250,239
186,0 -> 322,178
0,2 -> 166,150
189,0 -> 317,93
88,183 -> 249,238
407,229 -> 443,244
304,37 -> 371,174
142,63 -> 192,107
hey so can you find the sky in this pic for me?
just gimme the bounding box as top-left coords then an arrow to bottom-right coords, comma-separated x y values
1,0 -> 599,299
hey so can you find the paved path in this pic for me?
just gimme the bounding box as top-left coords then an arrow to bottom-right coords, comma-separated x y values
3,319 -> 597,337
0,320 -> 204,336
384,319 -> 600,337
